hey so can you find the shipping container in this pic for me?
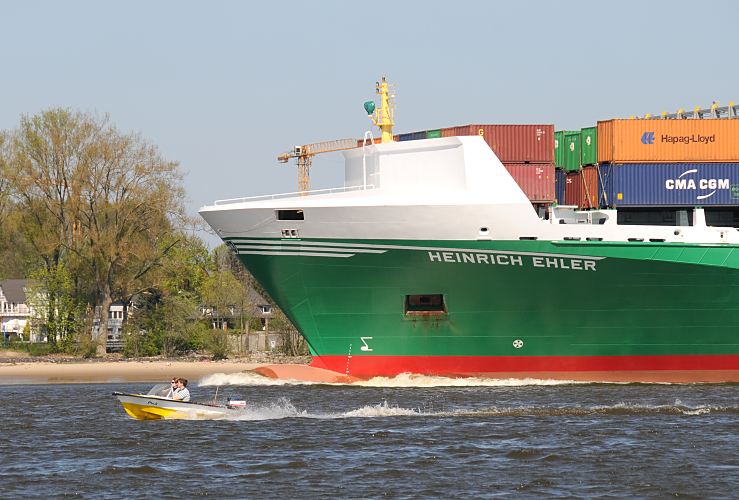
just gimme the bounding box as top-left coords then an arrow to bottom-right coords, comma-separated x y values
555,131 -> 564,169
503,163 -> 555,203
580,126 -> 597,166
555,168 -> 566,204
564,172 -> 578,206
563,131 -> 581,172
601,163 -> 739,207
356,137 -> 384,147
441,124 -> 554,163
397,131 -> 427,141
564,166 -> 599,208
426,129 -> 442,139
597,119 -> 739,164
440,125 -> 472,139
598,163 -> 611,207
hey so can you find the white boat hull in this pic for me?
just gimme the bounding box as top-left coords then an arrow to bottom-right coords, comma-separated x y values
114,392 -> 238,420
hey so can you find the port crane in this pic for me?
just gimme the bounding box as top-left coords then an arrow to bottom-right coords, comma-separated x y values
278,77 -> 396,193
277,138 -> 358,193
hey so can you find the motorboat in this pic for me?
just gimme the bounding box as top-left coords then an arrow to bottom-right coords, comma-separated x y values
113,384 -> 247,420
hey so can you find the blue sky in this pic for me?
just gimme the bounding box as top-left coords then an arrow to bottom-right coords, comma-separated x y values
3,0 -> 737,246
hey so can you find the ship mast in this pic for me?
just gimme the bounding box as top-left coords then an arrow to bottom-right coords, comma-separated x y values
364,76 -> 395,143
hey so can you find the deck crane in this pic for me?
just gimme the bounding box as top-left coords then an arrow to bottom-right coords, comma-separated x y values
278,77 -> 396,192
277,138 -> 358,193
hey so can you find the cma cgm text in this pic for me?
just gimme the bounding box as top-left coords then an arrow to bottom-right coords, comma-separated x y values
665,177 -> 730,190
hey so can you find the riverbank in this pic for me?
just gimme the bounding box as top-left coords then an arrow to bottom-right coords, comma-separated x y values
0,351 -> 311,385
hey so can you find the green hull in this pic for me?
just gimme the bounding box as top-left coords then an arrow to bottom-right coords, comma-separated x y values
230,238 -> 739,380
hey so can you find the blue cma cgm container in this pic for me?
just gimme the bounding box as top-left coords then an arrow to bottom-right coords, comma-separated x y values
555,168 -> 567,204
600,163 -> 739,207
397,131 -> 427,141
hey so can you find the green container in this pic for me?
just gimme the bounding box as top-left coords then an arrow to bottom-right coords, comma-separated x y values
580,126 -> 597,166
426,129 -> 442,139
554,131 -> 564,168
563,130 -> 581,172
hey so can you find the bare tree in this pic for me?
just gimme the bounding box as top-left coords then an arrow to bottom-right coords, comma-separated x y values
7,109 -> 185,354
6,110 -> 93,339
0,131 -> 10,227
74,115 -> 185,354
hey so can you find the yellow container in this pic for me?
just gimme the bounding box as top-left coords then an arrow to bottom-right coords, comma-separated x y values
597,119 -> 739,163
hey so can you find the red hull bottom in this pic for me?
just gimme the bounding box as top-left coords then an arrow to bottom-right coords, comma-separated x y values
308,354 -> 739,383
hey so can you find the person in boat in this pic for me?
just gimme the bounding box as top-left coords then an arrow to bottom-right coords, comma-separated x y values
165,377 -> 178,398
172,377 -> 190,402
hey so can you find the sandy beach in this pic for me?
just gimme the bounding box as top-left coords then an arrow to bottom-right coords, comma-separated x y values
0,351 -> 307,384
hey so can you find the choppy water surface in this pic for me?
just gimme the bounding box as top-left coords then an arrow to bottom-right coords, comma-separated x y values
1,374 -> 737,498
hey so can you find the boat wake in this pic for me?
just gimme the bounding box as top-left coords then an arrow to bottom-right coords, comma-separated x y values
176,397 -> 739,421
220,399 -> 422,421
198,371 -> 595,388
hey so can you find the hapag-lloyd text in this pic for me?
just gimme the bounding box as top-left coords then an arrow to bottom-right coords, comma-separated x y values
661,134 -> 716,144
427,251 -> 597,271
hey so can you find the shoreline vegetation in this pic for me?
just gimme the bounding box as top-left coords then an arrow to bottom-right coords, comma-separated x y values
0,109 -> 308,360
0,350 -> 311,385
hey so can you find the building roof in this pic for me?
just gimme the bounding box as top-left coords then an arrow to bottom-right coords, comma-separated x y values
248,288 -> 269,306
0,279 -> 30,304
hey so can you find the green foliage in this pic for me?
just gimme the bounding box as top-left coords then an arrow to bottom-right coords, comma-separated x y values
269,309 -> 309,356
9,341 -> 53,357
5,108 -> 187,356
27,263 -> 86,353
201,269 -> 252,331
125,292 -> 209,357
248,317 -> 264,331
204,328 -> 229,360
76,336 -> 98,358
2,108 -> 297,359
123,330 -> 160,358
159,235 -> 211,296
201,270 -> 245,314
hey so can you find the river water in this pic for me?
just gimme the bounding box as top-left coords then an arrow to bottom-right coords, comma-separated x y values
1,373 -> 737,498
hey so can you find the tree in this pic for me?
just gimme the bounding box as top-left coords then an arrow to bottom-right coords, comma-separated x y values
75,118 -> 185,354
158,233 -> 211,299
124,233 -> 212,357
6,109 -> 186,355
201,270 -> 247,331
213,244 -> 265,298
27,263 -> 85,351
269,308 -> 308,356
0,131 -> 10,227
6,110 -> 93,339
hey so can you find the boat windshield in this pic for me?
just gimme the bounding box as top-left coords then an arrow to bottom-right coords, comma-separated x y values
146,384 -> 171,397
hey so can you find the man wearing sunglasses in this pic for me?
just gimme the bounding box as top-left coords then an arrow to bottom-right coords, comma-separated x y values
165,378 -> 178,398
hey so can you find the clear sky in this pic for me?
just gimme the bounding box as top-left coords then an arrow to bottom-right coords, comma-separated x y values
3,0 -> 737,246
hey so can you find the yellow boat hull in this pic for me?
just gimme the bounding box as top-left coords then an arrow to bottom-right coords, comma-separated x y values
114,392 -> 235,420
120,401 -> 188,420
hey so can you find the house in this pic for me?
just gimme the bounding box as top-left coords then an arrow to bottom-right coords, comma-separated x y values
0,279 -> 33,341
91,303 -> 129,352
200,288 -> 273,332
249,289 -> 273,331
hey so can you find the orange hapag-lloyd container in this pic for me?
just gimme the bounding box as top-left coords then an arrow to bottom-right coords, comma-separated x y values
597,119 -> 739,163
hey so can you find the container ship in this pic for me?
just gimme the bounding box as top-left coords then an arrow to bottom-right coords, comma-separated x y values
200,79 -> 739,383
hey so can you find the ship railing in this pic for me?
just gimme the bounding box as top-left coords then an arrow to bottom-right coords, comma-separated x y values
214,184 -> 375,205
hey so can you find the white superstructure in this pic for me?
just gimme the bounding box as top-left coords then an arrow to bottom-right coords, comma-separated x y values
200,136 -> 739,245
